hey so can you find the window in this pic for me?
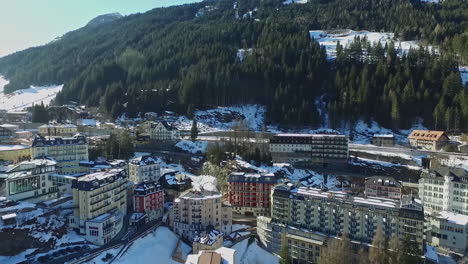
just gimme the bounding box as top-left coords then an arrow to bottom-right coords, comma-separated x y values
90,230 -> 99,236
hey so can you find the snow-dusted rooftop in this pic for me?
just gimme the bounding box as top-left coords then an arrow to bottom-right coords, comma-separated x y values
0,144 -> 30,151
438,211 -> 468,226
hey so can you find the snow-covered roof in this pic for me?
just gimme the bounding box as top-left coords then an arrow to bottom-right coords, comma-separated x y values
1,213 -> 16,220
130,155 -> 157,166
438,211 -> 468,226
373,134 -> 394,138
178,190 -> 222,201
275,133 -> 346,138
193,229 -> 223,246
185,247 -> 235,264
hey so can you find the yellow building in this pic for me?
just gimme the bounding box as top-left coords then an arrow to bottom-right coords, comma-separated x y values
31,135 -> 88,174
0,144 -> 31,163
69,169 -> 128,245
39,123 -> 78,137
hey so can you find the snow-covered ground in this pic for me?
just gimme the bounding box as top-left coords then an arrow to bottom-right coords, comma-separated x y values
441,155 -> 468,170
0,76 -> 63,111
232,239 -> 279,264
309,30 -> 433,59
173,105 -> 266,133
88,227 -> 191,264
237,48 -> 252,62
460,66 -> 468,87
175,140 -> 208,154
234,158 -> 344,190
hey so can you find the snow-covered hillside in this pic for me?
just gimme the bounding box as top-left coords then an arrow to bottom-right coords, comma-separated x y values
0,76 -> 63,111
175,140 -> 208,153
309,30 -> 433,59
174,104 -> 266,133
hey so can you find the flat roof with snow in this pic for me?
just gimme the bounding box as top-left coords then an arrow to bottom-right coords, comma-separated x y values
438,211 -> 468,226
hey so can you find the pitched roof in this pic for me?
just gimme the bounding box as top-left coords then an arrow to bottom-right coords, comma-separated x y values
408,130 -> 447,142
198,252 -> 222,264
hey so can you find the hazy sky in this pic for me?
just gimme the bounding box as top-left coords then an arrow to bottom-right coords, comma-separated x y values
0,0 -> 200,57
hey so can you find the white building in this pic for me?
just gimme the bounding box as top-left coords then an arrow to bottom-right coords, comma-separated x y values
171,190 -> 232,240
128,156 -> 160,184
141,120 -> 179,141
426,211 -> 468,254
5,159 -> 58,202
69,169 -> 128,246
419,168 -> 468,215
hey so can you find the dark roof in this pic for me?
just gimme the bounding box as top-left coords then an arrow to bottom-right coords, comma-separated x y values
398,208 -> 424,220
425,167 -> 468,182
32,135 -> 87,147
134,181 -> 163,196
71,169 -> 127,191
365,176 -> 401,188
228,172 -> 281,184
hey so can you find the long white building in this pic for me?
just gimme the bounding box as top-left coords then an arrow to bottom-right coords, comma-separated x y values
419,167 -> 468,215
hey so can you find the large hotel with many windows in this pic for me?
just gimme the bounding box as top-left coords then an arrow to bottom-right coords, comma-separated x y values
269,134 -> 348,167
31,135 -> 89,175
258,183 -> 424,264
69,169 -> 128,245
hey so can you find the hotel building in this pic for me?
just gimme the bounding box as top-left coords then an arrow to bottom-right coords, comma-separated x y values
269,133 -> 348,167
69,169 -> 128,245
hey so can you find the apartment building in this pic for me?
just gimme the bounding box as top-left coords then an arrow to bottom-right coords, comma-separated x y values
31,135 -> 89,174
228,172 -> 281,216
39,123 -> 78,137
426,211 -> 468,254
269,133 -> 348,167
365,176 -> 402,199
419,167 -> 468,215
132,181 -> 164,225
5,159 -> 58,202
140,120 -> 180,141
257,216 -> 327,264
371,134 -> 394,147
171,190 -> 232,240
408,130 -> 449,151
69,169 -> 128,245
128,155 -> 160,184
269,183 -> 424,249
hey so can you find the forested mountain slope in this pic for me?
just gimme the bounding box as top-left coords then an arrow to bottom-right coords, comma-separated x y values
0,0 -> 466,130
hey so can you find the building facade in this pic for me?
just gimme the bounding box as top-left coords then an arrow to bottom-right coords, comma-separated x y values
132,181 -> 164,225
419,167 -> 468,215
39,123 -> 78,137
228,172 -> 281,216
268,183 -> 424,251
171,190 -> 232,240
128,156 -> 160,184
5,159 -> 58,202
371,134 -> 394,147
269,134 -> 348,167
69,169 -> 128,245
0,144 -> 31,163
408,130 -> 449,151
141,120 -> 180,141
365,176 -> 402,199
0,124 -> 18,143
425,211 -> 468,254
31,135 -> 89,174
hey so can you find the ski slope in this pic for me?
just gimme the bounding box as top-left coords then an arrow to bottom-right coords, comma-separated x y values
0,76 -> 63,111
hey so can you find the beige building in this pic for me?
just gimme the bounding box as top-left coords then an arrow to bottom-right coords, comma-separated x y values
5,159 -> 58,202
365,176 -> 402,199
185,247 -> 235,264
69,169 -> 128,245
192,229 -> 224,254
171,190 -> 232,240
408,130 -> 449,151
269,183 -> 424,251
425,211 -> 468,254
269,134 -> 348,167
419,167 -> 468,215
371,134 -> 394,147
128,155 -> 160,184
0,144 -> 31,163
140,120 -> 180,141
39,123 -> 78,137
31,135 -> 88,174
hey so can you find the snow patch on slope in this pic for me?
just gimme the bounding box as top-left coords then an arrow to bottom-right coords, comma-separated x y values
309,30 -> 433,59
232,239 -> 279,264
174,104 -> 266,133
460,66 -> 468,87
0,76 -> 63,111
175,140 -> 208,153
